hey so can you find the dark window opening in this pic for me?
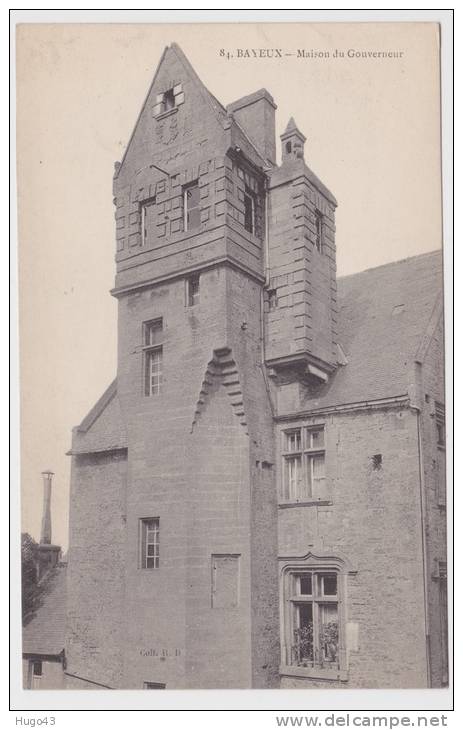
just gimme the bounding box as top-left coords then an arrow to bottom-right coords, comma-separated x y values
286,141 -> 292,154
439,562 -> 448,685
144,681 -> 166,689
322,574 -> 337,596
437,421 -> 445,448
298,573 -> 312,595
372,454 -> 382,470
187,275 -> 200,307
140,197 -> 156,247
244,185 -> 257,234
183,182 -> 200,231
32,660 -> 42,677
437,424 -> 445,446
315,210 -> 324,253
164,89 -> 175,111
268,289 -> 278,310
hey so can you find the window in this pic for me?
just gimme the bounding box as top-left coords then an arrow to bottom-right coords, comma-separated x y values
244,184 -> 257,234
372,453 -> 382,470
187,274 -> 200,307
438,562 -> 448,686
315,210 -> 324,253
143,681 -> 166,689
152,84 -> 185,116
143,319 -> 163,396
164,88 -> 175,111
140,518 -> 160,569
29,659 -> 42,689
285,141 -> 292,154
140,197 -> 156,247
268,289 -> 278,310
281,426 -> 325,502
285,569 -> 340,670
436,402 -> 445,447
435,403 -> 446,506
183,182 -> 200,231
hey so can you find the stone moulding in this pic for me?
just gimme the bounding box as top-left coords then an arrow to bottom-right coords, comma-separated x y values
191,346 -> 248,435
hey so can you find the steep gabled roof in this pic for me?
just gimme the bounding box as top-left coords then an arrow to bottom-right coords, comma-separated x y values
115,43 -> 228,181
69,379 -> 127,455
301,250 -> 444,411
23,563 -> 67,656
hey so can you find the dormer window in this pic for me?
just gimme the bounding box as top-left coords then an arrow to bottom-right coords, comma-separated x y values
152,84 -> 185,117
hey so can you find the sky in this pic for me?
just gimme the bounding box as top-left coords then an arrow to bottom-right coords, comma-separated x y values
16,22 -> 442,550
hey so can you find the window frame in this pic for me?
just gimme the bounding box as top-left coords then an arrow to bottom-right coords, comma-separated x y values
435,402 -> 446,506
244,184 -> 257,235
186,274 -> 200,307
280,425 -> 326,504
435,402 -> 446,448
28,659 -> 43,688
314,210 -> 324,253
140,196 -> 157,247
438,561 -> 448,686
143,319 -> 163,397
280,555 -> 351,682
183,181 -> 200,232
139,517 -> 160,570
153,84 -> 185,118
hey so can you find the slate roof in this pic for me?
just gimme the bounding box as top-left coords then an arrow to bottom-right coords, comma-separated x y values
70,379 -> 128,455
301,250 -> 444,412
23,562 -> 67,656
71,252 -> 444,444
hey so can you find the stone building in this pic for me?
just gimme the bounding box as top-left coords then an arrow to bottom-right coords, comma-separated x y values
65,43 -> 447,690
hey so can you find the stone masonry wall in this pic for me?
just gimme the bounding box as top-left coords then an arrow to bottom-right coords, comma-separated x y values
267,166 -> 337,369
415,314 -> 448,687
278,407 -> 428,689
116,262 -> 278,688
66,450 -> 127,688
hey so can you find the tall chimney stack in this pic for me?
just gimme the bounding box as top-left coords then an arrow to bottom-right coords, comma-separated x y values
40,470 -> 54,545
226,89 -> 277,165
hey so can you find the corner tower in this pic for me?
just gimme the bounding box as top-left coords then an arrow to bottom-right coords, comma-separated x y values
265,117 -> 338,390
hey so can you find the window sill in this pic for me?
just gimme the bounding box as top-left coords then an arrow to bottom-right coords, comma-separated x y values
278,499 -> 333,509
280,665 -> 348,682
155,107 -> 178,121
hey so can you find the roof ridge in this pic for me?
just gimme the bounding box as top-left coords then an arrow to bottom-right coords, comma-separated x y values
77,378 -> 117,433
338,250 -> 442,281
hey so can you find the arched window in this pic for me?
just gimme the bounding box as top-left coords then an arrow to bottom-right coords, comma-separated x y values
285,141 -> 292,154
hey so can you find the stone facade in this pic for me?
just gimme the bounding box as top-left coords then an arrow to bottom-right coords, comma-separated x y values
66,43 -> 447,690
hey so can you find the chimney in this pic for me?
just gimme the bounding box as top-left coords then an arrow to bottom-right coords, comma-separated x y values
37,470 -> 61,578
40,470 -> 53,544
227,89 -> 277,165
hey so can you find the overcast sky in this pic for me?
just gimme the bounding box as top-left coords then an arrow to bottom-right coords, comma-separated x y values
16,22 -> 442,550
